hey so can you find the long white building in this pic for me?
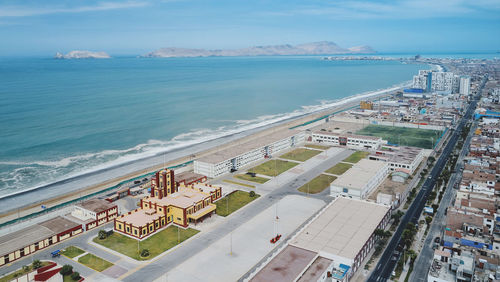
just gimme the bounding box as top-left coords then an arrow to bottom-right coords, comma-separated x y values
311,131 -> 385,150
194,130 -> 305,178
330,159 -> 388,199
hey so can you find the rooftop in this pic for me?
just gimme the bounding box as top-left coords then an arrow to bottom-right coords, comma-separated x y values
331,159 -> 387,190
312,131 -> 383,141
119,208 -> 162,227
0,224 -> 54,256
0,216 -> 81,256
76,198 -> 115,213
250,245 -> 317,282
175,171 -> 205,184
373,145 -> 424,165
296,256 -> 333,282
290,197 -> 390,261
38,216 -> 82,234
148,186 -> 210,209
197,129 -> 301,164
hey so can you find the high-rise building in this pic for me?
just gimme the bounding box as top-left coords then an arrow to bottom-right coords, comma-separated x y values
431,71 -> 455,93
412,70 -> 432,92
459,76 -> 471,95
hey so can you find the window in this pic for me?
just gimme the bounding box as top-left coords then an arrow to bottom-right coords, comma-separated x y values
134,229 -> 138,235
126,226 -> 130,232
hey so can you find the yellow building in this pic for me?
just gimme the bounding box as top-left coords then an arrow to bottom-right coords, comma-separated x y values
360,101 -> 374,110
115,169 -> 222,239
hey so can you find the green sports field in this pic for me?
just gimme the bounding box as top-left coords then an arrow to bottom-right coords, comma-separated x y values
356,125 -> 442,149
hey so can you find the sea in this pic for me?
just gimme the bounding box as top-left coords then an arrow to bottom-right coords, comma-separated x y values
0,53 -> 495,196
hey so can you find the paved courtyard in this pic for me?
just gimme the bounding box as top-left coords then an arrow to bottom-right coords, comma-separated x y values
154,195 -> 325,282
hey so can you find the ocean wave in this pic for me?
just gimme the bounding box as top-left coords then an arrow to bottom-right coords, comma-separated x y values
0,81 -> 410,195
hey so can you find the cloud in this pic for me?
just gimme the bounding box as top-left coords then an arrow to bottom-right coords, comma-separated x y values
257,0 -> 500,20
0,1 -> 148,17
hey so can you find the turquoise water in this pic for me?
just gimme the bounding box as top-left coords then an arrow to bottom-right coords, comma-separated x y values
0,56 -> 426,194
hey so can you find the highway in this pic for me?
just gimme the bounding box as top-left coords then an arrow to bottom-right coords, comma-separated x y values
367,75 -> 486,282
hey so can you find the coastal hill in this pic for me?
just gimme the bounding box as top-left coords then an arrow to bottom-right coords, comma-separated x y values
144,41 -> 376,58
55,50 -> 111,59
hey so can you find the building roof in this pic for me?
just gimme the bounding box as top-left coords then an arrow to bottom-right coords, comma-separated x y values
76,198 -> 115,213
373,146 -> 424,165
312,131 -> 382,141
119,209 -> 162,227
250,245 -> 317,282
331,159 -> 387,190
290,197 -> 390,261
297,256 -> 333,282
197,129 -> 301,164
38,216 -> 81,234
148,186 -> 210,209
0,216 -> 81,256
0,225 -> 54,256
175,171 -> 205,184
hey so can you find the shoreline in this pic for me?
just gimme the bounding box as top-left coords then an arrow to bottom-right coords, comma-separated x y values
0,80 -> 410,226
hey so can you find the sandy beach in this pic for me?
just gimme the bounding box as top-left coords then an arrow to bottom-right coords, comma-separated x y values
0,83 -> 406,226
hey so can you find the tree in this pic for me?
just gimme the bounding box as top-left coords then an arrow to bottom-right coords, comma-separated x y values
249,191 -> 256,197
384,230 -> 392,238
428,156 -> 436,164
140,249 -> 150,257
22,265 -> 30,272
60,264 -> 73,276
32,260 -> 42,270
425,216 -> 433,225
70,272 -> 80,280
374,228 -> 385,239
98,230 -> 107,240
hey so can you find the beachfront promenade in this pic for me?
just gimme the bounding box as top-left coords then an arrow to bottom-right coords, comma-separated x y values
0,147 -> 351,281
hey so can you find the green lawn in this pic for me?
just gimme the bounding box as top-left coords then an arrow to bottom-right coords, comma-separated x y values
216,190 -> 260,217
298,174 -> 337,194
343,151 -> 370,163
248,159 -> 299,177
61,246 -> 85,258
0,262 -> 51,282
223,179 -> 256,188
93,226 -> 200,260
325,162 -> 353,175
305,144 -> 330,150
356,125 -> 442,149
234,174 -> 269,184
280,148 -> 322,162
78,253 -> 113,272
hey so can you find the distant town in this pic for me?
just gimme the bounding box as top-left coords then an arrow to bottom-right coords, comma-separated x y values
1,56 -> 499,282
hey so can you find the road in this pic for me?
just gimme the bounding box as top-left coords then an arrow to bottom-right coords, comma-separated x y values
367,75 -> 485,282
409,119 -> 477,281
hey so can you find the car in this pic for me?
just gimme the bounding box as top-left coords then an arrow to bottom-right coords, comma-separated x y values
434,237 -> 441,243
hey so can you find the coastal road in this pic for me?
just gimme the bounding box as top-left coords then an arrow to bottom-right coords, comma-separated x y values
367,77 -> 483,282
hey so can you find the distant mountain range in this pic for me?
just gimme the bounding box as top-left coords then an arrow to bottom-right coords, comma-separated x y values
55,50 -> 111,59
143,41 -> 375,58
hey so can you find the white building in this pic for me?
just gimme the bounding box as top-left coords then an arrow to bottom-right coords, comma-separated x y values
311,131 -> 385,150
460,76 -> 471,95
330,159 -> 389,199
431,71 -> 455,93
412,70 -> 432,92
250,197 -> 391,282
194,130 -> 305,178
368,145 -> 425,174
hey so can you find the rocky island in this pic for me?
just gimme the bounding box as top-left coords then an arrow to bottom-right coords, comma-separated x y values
54,50 -> 111,59
144,41 -> 375,58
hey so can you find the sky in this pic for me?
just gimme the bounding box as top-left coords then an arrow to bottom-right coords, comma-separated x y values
0,0 -> 499,56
